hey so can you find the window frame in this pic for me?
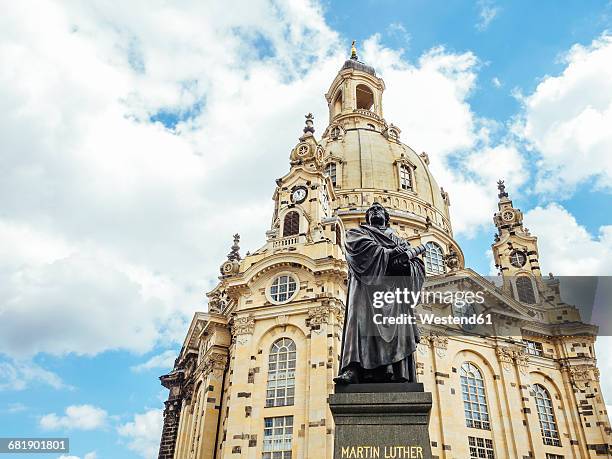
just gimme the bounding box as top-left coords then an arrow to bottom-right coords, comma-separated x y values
514,275 -> 537,304
468,436 -> 495,459
460,362 -> 491,430
262,415 -> 293,459
266,338 -> 296,408
523,340 -> 543,356
533,384 -> 561,447
282,211 -> 300,237
325,162 -> 337,187
424,241 -> 445,275
267,273 -> 299,305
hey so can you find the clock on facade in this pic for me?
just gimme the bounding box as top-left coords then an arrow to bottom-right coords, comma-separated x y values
510,250 -> 527,268
291,186 -> 308,204
502,210 -> 515,222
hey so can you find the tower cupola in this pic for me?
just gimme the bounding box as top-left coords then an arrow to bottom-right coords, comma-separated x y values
325,41 -> 386,130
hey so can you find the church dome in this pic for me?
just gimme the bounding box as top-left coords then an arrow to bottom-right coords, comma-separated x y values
320,127 -> 452,237
321,47 -> 463,269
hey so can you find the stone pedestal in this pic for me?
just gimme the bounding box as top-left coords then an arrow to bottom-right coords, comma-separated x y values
329,383 -> 433,459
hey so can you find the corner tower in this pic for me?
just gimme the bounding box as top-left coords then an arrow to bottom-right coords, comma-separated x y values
491,180 -> 545,305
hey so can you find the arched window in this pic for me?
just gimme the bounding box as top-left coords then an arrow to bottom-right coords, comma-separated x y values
335,224 -> 342,246
356,84 -> 374,110
516,276 -> 536,304
333,91 -> 343,115
325,162 -> 337,186
399,164 -> 412,190
283,211 -> 299,237
533,384 -> 561,446
266,338 -> 296,407
460,363 -> 490,430
425,242 -> 445,274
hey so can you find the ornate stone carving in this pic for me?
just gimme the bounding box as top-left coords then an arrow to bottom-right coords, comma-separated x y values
203,351 -> 228,379
496,345 -> 530,373
444,248 -> 460,272
308,305 -> 331,326
496,346 -> 514,372
422,333 -> 448,358
232,315 -> 255,336
514,348 -> 529,374
208,289 -> 230,313
566,364 -> 599,389
307,301 -> 345,331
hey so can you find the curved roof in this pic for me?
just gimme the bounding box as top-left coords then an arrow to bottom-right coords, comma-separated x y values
341,58 -> 376,77
321,128 -> 448,217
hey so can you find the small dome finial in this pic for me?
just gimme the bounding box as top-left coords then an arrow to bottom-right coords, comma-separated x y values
227,233 -> 241,261
303,113 -> 315,134
497,179 -> 508,199
350,40 -> 358,60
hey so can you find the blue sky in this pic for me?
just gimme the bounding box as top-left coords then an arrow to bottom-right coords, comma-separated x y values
1,1 -> 612,458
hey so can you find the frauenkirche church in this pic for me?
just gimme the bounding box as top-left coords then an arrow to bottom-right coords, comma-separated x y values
157,46 -> 611,459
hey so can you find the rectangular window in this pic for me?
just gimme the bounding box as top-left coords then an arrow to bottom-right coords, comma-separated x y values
325,163 -> 337,187
468,436 -> 495,459
263,416 -> 293,459
524,340 -> 543,356
399,165 -> 412,190
546,454 -> 564,459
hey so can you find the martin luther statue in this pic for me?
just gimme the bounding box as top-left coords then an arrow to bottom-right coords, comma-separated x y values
334,203 -> 427,385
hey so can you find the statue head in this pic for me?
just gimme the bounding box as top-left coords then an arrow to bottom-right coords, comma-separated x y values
365,202 -> 390,228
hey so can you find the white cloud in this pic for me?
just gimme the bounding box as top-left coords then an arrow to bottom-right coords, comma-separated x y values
492,77 -> 502,88
118,409 -> 163,459
0,0 -> 519,360
523,203 -> 612,275
131,350 -> 177,373
476,0 -> 500,31
58,454 -> 96,459
387,22 -> 411,44
516,34 -> 612,196
0,359 -> 67,391
0,1 -> 343,358
6,402 -> 27,413
40,405 -> 108,431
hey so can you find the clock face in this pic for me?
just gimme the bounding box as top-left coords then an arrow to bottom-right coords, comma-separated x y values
510,250 -> 527,268
291,187 -> 308,204
502,210 -> 514,222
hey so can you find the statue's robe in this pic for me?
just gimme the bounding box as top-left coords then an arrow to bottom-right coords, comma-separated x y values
339,224 -> 425,381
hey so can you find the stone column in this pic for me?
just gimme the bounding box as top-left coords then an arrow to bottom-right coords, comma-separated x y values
158,370 -> 184,459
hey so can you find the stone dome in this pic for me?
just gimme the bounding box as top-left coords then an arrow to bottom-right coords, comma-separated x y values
320,127 -> 453,237
341,58 -> 376,77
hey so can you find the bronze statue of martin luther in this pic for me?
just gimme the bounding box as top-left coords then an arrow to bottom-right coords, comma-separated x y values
334,202 -> 427,385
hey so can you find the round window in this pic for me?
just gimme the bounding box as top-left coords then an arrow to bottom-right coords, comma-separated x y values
510,250 -> 527,268
270,274 -> 298,303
